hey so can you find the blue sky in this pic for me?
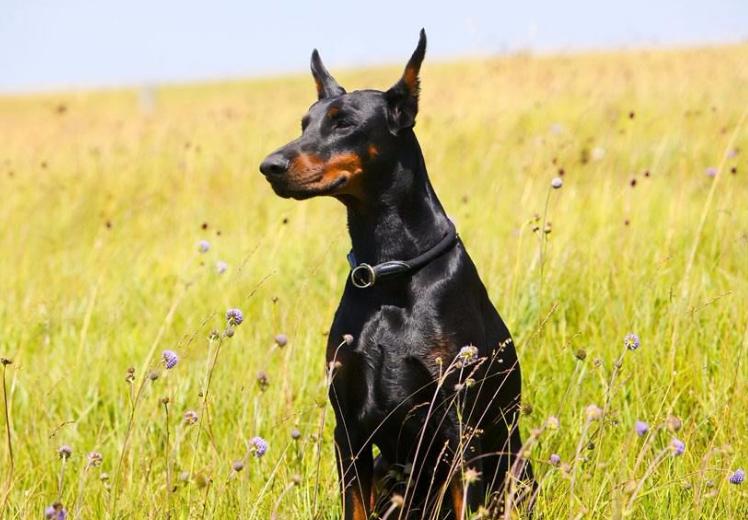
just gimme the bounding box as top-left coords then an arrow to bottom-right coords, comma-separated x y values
1,0 -> 746,92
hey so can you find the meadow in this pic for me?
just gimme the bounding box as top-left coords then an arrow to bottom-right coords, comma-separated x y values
0,43 -> 747,518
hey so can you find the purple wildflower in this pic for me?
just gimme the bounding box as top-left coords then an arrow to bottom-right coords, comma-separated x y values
705,166 -> 717,177
198,240 -> 210,253
58,445 -> 72,460
274,333 -> 288,347
549,454 -> 561,466
635,420 -> 649,437
624,333 -> 640,351
671,438 -> 686,456
226,308 -> 244,326
729,468 -> 744,485
162,350 -> 179,370
551,177 -> 563,189
183,410 -> 199,425
291,428 -> 301,440
45,503 -> 67,520
249,436 -> 268,458
216,260 -> 228,274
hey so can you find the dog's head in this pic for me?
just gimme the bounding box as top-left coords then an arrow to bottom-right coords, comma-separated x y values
259,30 -> 426,202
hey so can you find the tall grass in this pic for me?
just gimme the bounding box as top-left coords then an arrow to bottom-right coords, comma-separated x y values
0,44 -> 746,518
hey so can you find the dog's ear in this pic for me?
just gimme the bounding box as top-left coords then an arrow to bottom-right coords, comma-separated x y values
385,29 -> 426,134
310,49 -> 346,100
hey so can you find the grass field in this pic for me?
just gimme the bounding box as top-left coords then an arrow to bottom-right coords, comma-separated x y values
1,43 -> 747,518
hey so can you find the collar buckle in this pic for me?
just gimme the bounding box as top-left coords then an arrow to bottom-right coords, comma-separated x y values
350,263 -> 376,288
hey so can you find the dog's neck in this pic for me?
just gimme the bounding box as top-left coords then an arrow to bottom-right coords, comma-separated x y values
343,131 -> 451,265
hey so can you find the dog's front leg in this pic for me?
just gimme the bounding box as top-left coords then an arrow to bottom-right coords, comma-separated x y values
334,425 -> 374,520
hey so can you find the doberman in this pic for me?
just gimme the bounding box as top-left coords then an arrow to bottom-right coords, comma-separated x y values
260,30 -> 534,519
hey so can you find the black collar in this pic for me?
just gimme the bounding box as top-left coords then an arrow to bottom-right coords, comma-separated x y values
346,223 -> 459,288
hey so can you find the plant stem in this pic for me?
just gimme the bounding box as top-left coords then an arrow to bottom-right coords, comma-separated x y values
1,363 -> 13,475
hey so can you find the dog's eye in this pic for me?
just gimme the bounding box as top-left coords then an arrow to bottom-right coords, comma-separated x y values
332,119 -> 354,130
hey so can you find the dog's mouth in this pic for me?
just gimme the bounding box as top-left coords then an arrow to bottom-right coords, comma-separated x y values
267,173 -> 350,200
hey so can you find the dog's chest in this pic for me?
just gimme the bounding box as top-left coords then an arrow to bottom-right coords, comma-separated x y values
333,304 -> 440,424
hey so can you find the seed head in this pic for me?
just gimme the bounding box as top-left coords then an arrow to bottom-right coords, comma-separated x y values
195,472 -> 211,488
183,410 -> 199,425
635,420 -> 649,437
551,177 -> 563,189
624,333 -> 640,351
291,428 -> 301,440
464,467 -> 481,484
671,438 -> 686,456
249,436 -> 268,458
729,468 -> 744,485
86,451 -> 103,467
198,240 -> 210,253
0,357 -> 12,366
162,350 -> 179,369
456,345 -> 479,367
256,371 -> 269,391
574,349 -> 587,361
546,416 -> 560,430
585,404 -> 603,421
549,454 -> 561,466
666,415 -> 683,432
226,308 -> 244,326
58,445 -> 72,460
232,460 -> 244,472
274,334 -> 288,347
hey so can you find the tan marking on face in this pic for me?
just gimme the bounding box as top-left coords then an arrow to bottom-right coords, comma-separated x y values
368,145 -> 379,158
320,152 -> 363,195
289,153 -> 325,181
327,106 -> 340,118
288,152 -> 364,197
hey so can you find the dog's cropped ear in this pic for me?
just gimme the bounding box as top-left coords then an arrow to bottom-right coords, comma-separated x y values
385,29 -> 426,134
311,49 -> 346,100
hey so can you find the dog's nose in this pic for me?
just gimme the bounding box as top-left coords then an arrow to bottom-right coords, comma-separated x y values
259,154 -> 290,177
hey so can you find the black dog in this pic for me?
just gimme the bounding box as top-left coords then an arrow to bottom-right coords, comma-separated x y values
260,30 -> 533,519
